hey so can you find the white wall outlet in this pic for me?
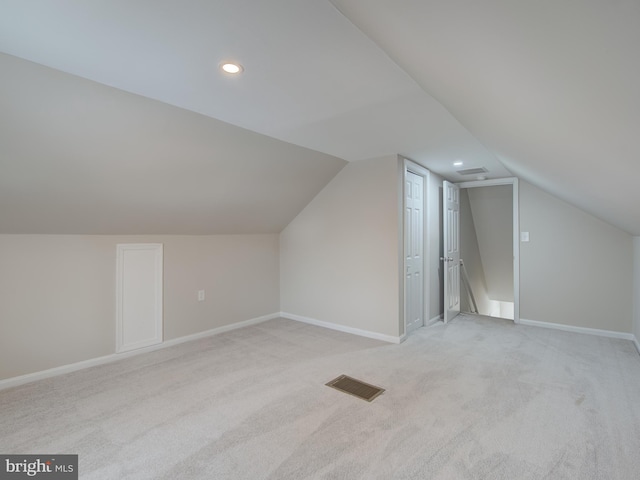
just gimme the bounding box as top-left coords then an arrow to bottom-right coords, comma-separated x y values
520,231 -> 530,242
197,290 -> 205,301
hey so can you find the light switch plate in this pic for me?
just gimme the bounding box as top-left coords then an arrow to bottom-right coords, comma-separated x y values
520,232 -> 530,242
197,290 -> 205,301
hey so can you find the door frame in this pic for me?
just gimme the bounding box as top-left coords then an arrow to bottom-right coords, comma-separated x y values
456,177 -> 520,323
399,157 -> 431,339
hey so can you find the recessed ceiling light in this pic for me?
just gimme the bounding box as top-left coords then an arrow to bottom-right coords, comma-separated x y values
477,175 -> 487,181
453,161 -> 464,167
220,62 -> 243,74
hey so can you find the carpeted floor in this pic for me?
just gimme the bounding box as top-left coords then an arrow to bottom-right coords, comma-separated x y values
1,314 -> 640,479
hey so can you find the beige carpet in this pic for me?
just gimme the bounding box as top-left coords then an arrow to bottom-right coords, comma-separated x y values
1,315 -> 640,479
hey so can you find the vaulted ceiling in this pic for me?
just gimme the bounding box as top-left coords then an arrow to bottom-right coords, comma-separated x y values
1,1 -> 638,234
331,0 -> 640,235
0,53 -> 345,234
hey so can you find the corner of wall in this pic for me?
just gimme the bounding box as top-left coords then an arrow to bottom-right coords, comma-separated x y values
279,156 -> 401,338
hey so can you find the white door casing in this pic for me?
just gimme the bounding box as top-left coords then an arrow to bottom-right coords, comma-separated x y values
443,181 -> 461,323
116,243 -> 163,353
405,170 -> 424,334
456,177 -> 520,323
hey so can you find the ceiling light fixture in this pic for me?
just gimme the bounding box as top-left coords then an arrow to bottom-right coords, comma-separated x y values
220,62 -> 243,74
453,161 -> 464,167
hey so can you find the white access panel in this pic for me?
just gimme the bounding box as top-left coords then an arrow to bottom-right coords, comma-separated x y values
116,244 -> 163,353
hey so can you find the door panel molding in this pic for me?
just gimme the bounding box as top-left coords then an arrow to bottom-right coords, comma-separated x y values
400,158 -> 430,337
443,181 -> 461,323
405,170 -> 424,334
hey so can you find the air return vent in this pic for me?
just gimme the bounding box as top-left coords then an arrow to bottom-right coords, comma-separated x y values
457,167 -> 488,175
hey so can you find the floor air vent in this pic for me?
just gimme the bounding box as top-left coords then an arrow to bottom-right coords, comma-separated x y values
325,375 -> 385,402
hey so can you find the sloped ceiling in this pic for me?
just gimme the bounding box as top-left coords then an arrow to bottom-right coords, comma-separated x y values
1,1 -> 639,234
0,53 -> 345,234
0,0 -> 509,234
331,0 -> 640,235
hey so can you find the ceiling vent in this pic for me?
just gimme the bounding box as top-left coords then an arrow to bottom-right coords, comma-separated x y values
457,167 -> 488,175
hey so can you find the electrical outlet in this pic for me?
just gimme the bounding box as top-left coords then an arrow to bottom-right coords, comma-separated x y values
197,290 -> 205,301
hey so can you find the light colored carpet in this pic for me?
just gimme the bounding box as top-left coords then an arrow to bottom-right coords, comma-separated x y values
1,315 -> 640,479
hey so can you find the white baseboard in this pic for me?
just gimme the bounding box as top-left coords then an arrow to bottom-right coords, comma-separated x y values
161,312 -> 279,348
427,315 -> 443,327
518,318 -> 635,341
633,336 -> 640,355
280,312 -> 402,344
0,312 -> 280,391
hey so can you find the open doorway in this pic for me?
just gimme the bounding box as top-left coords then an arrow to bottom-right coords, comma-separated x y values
457,178 -> 519,322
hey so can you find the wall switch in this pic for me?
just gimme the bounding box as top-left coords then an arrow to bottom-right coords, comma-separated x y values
520,232 -> 530,242
197,290 -> 205,301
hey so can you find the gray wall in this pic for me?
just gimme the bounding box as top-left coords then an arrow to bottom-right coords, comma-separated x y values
520,181 -> 632,332
0,234 -> 280,380
280,156 -> 400,337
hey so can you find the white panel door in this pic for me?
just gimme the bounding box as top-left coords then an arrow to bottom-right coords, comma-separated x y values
116,244 -> 163,353
405,171 -> 424,334
443,181 -> 460,323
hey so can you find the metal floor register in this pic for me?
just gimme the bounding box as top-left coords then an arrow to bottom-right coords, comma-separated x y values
325,374 -> 385,402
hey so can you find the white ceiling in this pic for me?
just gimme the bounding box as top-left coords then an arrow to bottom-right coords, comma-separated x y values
331,0 -> 640,235
0,53 -> 345,234
1,1 -> 639,233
